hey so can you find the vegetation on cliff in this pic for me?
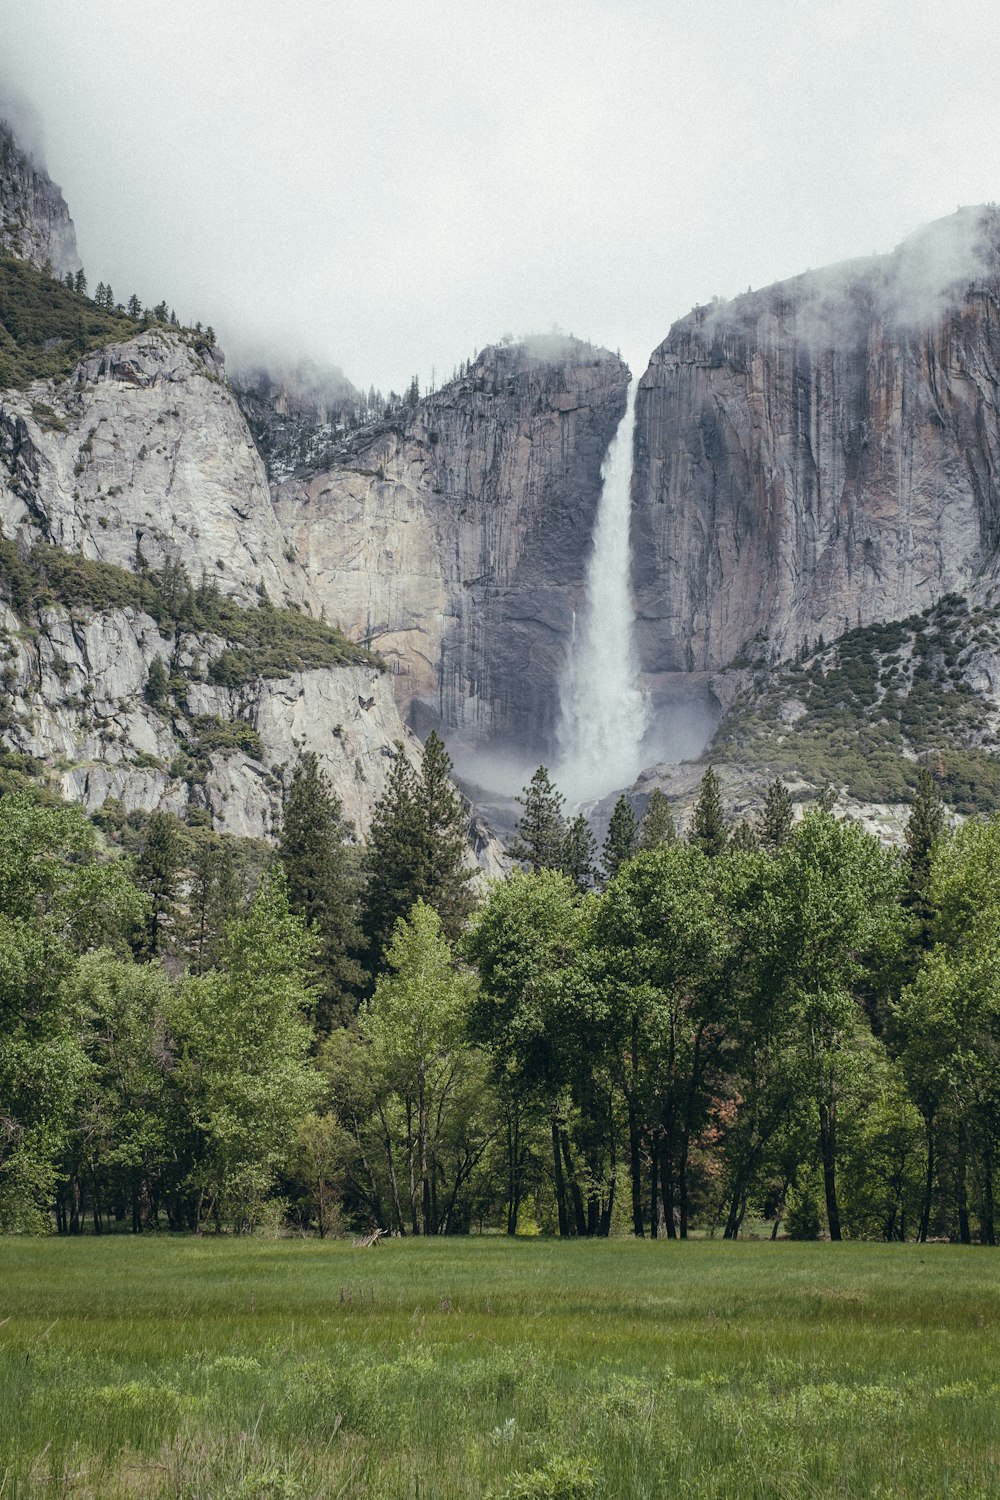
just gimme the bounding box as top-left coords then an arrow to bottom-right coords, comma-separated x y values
0,540 -> 377,680
714,593 -> 1000,813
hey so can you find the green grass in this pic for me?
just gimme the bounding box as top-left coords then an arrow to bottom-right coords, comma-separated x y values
2,1238 -> 999,1498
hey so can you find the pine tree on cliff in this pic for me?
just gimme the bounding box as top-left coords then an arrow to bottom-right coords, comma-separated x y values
361,732 -> 474,971
278,751 -> 366,1029
562,814 -> 597,892
639,788 -> 676,849
509,766 -> 566,873
602,795 -> 639,882
760,778 -> 794,852
689,768 -> 727,857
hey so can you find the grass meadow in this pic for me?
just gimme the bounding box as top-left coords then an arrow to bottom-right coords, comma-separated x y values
1,1237 -> 998,1498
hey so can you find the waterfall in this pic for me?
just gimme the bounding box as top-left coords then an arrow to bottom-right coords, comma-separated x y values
556,380 -> 649,804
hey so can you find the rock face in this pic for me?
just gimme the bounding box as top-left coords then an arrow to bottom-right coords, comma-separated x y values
0,121 -> 80,277
233,356 -> 360,483
3,598 -> 410,841
273,339 -> 629,755
0,332 -> 310,608
633,207 -> 1000,675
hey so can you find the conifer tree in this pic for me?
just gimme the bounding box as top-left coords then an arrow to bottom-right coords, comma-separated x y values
187,837 -> 241,975
760,778 -> 794,852
562,813 -> 597,892
134,811 -> 181,960
127,293 -> 142,319
278,751 -> 365,1029
602,795 -> 638,881
904,765 -> 946,941
729,818 -> 759,851
74,269 -> 87,296
690,767 -> 727,857
94,281 -> 106,306
639,787 -> 676,849
509,766 -> 566,872
361,732 -> 475,971
144,655 -> 169,708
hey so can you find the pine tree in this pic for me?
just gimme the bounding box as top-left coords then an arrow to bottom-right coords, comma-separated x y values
127,293 -> 142,319
94,281 -> 106,306
728,818 -> 759,851
639,787 -> 676,849
186,837 -> 241,975
904,766 -> 946,941
415,730 -> 476,941
602,795 -> 638,881
562,813 -> 597,892
144,655 -> 169,708
134,811 -> 181,959
509,766 -> 566,872
74,269 -> 87,296
278,752 -> 365,1029
760,778 -> 794,852
690,768 -> 727,857
361,733 -> 475,971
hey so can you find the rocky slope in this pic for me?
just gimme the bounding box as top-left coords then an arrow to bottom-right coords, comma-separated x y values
2,595 -> 405,841
0,331 -> 311,608
633,207 -> 1000,677
0,311 -> 450,848
272,338 -> 629,756
0,120 -> 80,277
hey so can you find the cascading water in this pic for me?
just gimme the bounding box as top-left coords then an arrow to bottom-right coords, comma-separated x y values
556,380 -> 649,804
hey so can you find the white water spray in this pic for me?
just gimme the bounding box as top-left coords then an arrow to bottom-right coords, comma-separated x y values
556,381 -> 649,803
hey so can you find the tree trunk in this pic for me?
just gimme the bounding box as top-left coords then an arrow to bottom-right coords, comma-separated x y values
981,1135 -> 996,1246
627,1100 -> 645,1237
650,1135 -> 659,1238
818,1074 -> 842,1242
659,1145 -> 677,1238
919,1114 -> 935,1243
551,1116 -> 569,1237
560,1126 -> 588,1237
957,1122 -> 972,1245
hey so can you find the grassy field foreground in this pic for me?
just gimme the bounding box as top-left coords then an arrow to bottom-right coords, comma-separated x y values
1,1238 -> 998,1498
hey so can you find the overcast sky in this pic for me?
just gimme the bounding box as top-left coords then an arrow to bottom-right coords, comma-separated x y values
3,0 -> 1000,394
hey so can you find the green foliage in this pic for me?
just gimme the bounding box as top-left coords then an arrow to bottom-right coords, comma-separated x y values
639,786 -> 676,848
509,766 -> 566,872
349,900 -> 487,1234
0,254 -> 134,387
760,777 -> 793,851
561,812 -> 597,892
602,795 -> 638,882
169,870 -> 320,1229
785,1174 -> 822,1239
715,598 -> 1000,813
0,541 -> 374,679
278,751 -> 364,1029
361,733 -> 475,970
690,767 -> 727,855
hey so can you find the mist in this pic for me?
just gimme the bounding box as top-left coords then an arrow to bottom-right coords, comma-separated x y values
3,1 -> 1000,394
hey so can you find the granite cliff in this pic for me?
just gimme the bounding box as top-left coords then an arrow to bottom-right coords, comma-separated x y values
633,206 -> 1000,678
0,120 -> 80,277
271,338 -> 629,757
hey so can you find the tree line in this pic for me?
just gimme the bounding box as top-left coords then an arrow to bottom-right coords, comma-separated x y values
1,737 -> 998,1243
